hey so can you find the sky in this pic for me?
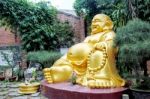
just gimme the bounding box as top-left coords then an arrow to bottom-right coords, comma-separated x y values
51,0 -> 75,10
31,0 -> 76,10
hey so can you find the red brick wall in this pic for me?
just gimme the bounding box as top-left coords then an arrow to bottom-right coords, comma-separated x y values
0,12 -> 85,46
0,12 -> 85,45
57,12 -> 85,42
0,27 -> 20,46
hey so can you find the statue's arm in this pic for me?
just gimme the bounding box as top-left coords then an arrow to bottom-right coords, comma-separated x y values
94,32 -> 115,50
53,54 -> 72,67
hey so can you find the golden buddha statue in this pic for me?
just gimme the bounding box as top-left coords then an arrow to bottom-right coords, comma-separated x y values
43,14 -> 125,88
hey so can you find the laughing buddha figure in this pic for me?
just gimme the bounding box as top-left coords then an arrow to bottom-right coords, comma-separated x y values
43,14 -> 125,88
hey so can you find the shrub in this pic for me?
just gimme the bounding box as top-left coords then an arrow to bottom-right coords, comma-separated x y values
133,77 -> 150,90
0,0 -> 74,51
27,51 -> 62,68
115,18 -> 150,77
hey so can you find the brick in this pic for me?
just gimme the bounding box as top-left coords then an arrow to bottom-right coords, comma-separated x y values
0,27 -> 20,46
57,11 -> 85,43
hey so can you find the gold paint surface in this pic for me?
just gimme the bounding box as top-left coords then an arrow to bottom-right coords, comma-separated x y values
18,82 -> 40,94
43,14 -> 125,88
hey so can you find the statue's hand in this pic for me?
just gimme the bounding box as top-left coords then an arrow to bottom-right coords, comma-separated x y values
94,42 -> 106,50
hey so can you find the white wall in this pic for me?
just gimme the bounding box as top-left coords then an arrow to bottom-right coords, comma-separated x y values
0,50 -> 13,66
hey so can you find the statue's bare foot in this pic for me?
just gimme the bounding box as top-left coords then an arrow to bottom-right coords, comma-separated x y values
87,79 -> 115,88
43,68 -> 53,83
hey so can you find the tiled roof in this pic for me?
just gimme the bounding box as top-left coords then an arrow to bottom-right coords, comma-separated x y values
58,9 -> 78,18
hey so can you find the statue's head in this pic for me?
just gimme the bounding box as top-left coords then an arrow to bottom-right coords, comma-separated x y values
91,14 -> 113,35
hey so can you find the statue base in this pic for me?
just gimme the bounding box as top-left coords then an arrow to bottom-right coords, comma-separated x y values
41,80 -> 127,99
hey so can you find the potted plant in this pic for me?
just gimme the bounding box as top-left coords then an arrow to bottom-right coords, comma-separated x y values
115,19 -> 150,99
0,70 -> 5,81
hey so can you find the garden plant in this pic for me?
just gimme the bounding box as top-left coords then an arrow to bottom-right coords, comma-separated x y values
115,19 -> 150,91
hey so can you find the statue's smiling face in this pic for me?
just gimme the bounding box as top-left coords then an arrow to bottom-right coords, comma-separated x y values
91,15 -> 106,34
91,14 -> 113,35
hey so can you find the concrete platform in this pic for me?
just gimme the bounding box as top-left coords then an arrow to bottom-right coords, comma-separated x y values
41,80 -> 127,99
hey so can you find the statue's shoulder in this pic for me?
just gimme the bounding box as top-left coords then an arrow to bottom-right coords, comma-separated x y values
105,31 -> 115,35
103,31 -> 115,40
84,36 -> 90,42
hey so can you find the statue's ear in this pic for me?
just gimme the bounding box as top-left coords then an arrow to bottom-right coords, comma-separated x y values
104,21 -> 113,30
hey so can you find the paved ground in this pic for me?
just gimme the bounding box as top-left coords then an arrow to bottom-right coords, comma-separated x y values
0,81 -> 48,99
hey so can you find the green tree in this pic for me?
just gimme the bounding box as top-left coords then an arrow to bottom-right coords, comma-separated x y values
74,0 -> 127,31
126,0 -> 150,22
53,21 -> 74,48
0,0 -> 56,51
74,0 -> 150,32
115,19 -> 150,77
115,18 -> 150,90
0,0 -> 74,51
111,0 -> 127,29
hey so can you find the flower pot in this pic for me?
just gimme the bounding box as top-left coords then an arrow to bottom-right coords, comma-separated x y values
130,88 -> 150,99
18,82 -> 40,94
0,76 -> 5,81
9,76 -> 17,81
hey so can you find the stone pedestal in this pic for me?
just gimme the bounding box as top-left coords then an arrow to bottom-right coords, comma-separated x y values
41,80 -> 127,99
